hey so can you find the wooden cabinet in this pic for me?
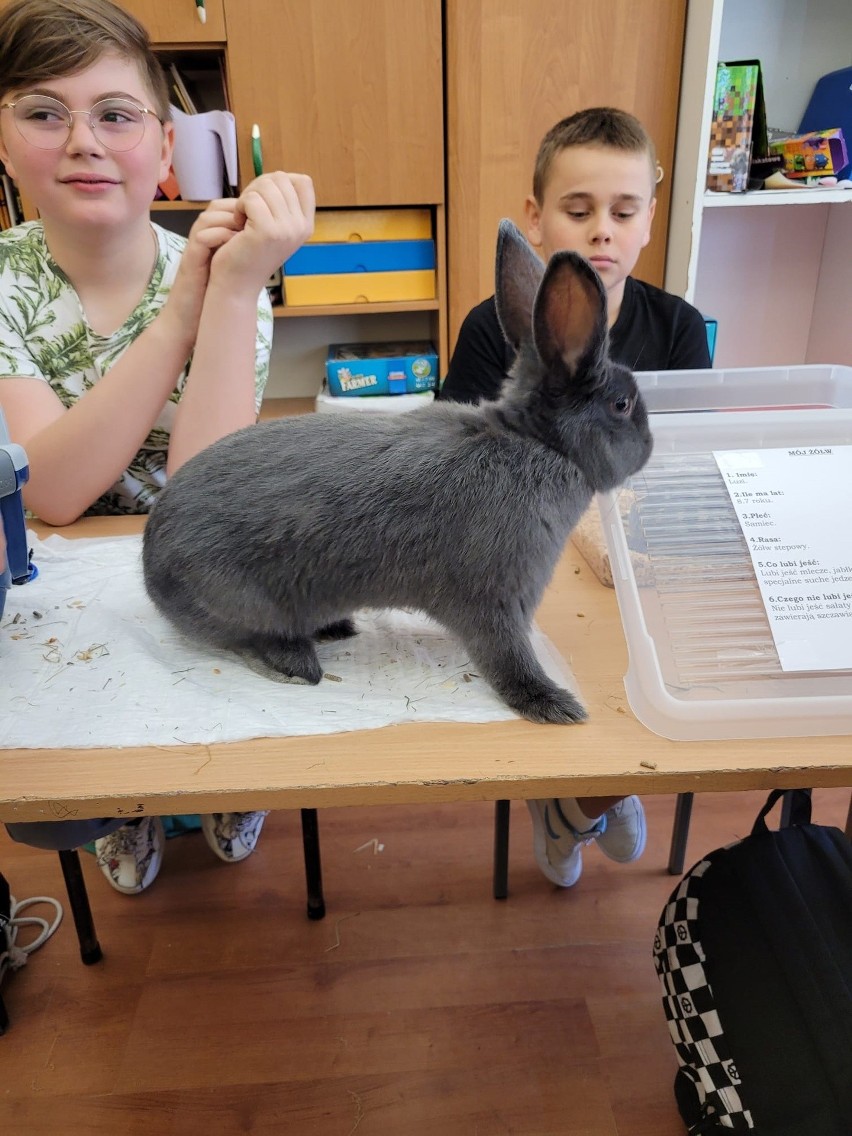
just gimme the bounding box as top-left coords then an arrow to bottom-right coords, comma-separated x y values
223,0 -> 443,208
666,0 -> 852,369
115,0 -> 226,44
218,0 -> 447,388
445,0 -> 689,348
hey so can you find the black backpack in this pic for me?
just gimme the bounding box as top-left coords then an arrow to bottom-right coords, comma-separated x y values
653,789 -> 852,1134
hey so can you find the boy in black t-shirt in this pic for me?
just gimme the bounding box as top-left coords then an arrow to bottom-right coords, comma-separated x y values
441,106 -> 710,405
441,108 -> 710,888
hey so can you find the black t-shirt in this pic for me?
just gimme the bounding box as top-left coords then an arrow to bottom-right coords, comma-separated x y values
439,275 -> 712,404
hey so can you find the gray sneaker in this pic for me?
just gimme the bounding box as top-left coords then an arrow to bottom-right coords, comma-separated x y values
526,798 -> 605,887
95,817 -> 165,895
596,796 -> 647,863
201,811 -> 269,863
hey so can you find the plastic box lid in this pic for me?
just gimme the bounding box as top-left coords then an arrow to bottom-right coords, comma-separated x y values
635,363 -> 852,413
599,365 -> 852,740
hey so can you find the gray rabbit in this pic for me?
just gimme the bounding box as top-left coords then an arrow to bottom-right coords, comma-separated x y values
142,220 -> 652,724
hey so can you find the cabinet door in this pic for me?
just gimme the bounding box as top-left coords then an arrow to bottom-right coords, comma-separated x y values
0,1 -> 225,46
115,0 -> 226,44
446,0 -> 688,347
224,0 -> 443,206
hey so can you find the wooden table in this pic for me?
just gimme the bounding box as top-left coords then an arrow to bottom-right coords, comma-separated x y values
3,507 -> 849,966
3,513 -> 851,828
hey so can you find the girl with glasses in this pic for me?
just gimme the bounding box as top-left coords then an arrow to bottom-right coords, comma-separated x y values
0,0 -> 316,894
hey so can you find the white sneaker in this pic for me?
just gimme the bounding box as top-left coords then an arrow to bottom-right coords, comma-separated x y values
596,796 -> 647,863
201,812 -> 269,863
526,799 -> 605,887
95,817 -> 165,895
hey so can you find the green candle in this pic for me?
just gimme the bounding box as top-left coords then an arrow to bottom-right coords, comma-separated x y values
251,123 -> 263,177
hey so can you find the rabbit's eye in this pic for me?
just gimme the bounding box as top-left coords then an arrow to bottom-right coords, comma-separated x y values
611,395 -> 633,416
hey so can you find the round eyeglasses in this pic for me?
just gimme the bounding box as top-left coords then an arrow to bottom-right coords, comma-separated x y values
0,94 -> 163,152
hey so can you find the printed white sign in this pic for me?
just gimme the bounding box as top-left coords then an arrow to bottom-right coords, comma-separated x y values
714,445 -> 852,671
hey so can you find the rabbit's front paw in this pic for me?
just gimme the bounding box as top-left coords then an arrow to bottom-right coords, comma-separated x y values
512,686 -> 588,725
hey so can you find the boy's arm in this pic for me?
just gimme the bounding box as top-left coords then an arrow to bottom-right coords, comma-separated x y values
166,173 -> 315,474
439,297 -> 511,404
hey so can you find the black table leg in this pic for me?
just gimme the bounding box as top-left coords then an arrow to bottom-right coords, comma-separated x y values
300,808 -> 326,921
493,799 -> 510,900
668,792 -> 694,876
57,849 -> 102,965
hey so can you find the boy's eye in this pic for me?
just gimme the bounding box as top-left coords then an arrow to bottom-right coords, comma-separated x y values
614,211 -> 636,221
566,210 -> 589,220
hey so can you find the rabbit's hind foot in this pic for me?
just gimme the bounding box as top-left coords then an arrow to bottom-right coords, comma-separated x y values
314,618 -> 358,643
239,633 -> 323,685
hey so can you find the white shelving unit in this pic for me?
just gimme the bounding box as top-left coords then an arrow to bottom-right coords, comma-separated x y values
666,0 -> 852,370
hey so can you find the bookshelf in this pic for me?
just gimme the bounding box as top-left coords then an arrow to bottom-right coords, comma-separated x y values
273,300 -> 440,320
666,0 -> 852,371
0,163 -> 23,230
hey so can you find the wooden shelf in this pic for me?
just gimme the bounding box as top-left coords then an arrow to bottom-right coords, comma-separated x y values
259,397 -> 315,420
272,299 -> 440,318
151,201 -> 208,211
704,188 -> 852,208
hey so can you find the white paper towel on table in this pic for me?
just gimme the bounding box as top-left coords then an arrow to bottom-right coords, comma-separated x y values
0,533 -> 578,749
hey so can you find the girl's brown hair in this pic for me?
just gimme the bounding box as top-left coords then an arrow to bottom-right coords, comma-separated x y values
0,0 -> 171,119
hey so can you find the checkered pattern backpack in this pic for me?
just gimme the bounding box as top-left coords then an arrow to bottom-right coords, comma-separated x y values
653,789 -> 852,1135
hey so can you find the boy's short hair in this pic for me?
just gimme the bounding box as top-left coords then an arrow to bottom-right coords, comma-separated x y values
0,0 -> 171,120
533,107 -> 657,203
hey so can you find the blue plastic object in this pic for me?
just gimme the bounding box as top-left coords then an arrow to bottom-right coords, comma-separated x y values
284,238 -> 436,276
704,318 -> 718,365
798,66 -> 852,179
0,410 -> 36,619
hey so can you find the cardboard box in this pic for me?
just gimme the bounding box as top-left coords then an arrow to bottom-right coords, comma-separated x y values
769,128 -> 848,178
706,60 -> 771,193
325,341 -> 438,398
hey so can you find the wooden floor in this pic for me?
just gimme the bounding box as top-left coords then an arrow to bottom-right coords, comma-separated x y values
1,788 -> 849,1135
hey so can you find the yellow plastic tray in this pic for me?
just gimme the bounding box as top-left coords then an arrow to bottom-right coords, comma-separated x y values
284,269 -> 436,306
309,209 -> 432,244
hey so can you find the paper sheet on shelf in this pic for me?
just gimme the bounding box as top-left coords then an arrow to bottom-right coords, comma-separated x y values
1,533 -> 576,749
715,445 -> 852,671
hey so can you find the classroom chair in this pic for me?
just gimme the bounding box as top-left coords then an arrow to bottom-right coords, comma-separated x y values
55,808 -> 327,966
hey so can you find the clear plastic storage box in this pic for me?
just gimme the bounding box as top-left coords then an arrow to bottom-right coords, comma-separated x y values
599,365 -> 852,740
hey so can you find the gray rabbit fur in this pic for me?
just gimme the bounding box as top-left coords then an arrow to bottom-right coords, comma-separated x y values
142,220 -> 652,724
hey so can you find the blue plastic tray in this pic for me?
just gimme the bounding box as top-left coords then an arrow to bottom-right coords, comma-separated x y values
284,239 -> 436,276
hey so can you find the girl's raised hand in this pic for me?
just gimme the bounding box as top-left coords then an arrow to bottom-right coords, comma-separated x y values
164,198 -> 246,334
208,172 -> 316,294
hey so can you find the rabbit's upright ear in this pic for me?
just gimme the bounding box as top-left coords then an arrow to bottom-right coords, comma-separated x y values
533,252 -> 609,381
494,219 -> 545,351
